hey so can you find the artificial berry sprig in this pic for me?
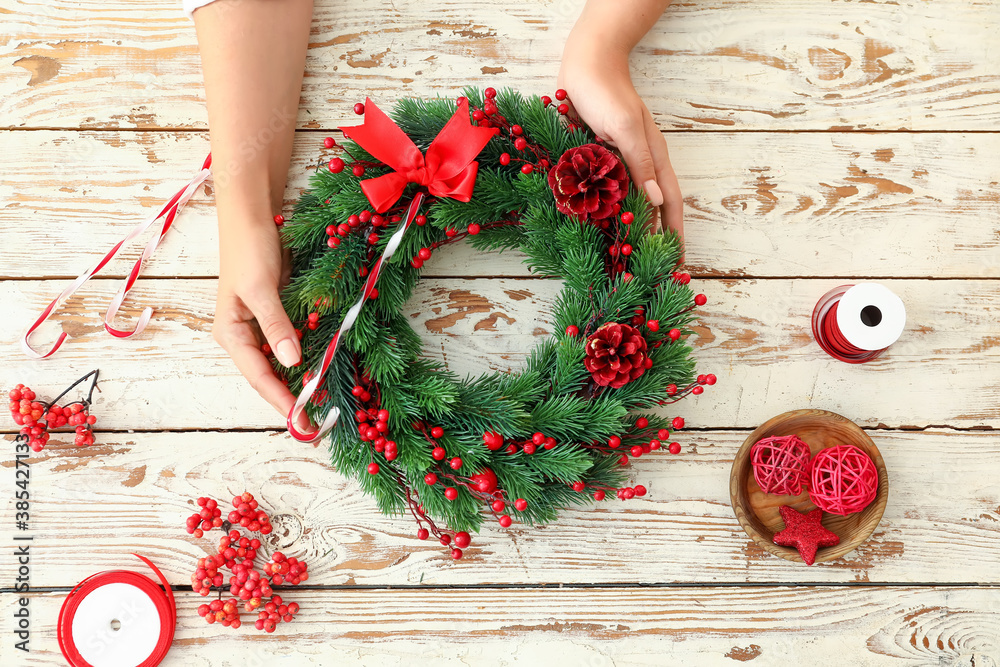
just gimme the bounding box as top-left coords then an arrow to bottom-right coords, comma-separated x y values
186,491 -> 308,633
7,370 -> 101,452
185,496 -> 223,538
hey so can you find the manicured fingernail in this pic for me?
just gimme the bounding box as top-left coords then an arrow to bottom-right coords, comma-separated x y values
275,339 -> 299,367
643,179 -> 664,207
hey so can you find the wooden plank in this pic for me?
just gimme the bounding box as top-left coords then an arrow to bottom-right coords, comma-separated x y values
2,1 -> 999,131
3,587 -> 998,665
2,130 -> 999,280
2,278 -> 998,430
1,429 -> 998,587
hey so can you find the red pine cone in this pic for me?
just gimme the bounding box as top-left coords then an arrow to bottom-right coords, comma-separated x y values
584,322 -> 650,388
547,144 -> 629,221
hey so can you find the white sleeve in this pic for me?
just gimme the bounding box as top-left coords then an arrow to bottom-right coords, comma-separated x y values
183,0 -> 220,18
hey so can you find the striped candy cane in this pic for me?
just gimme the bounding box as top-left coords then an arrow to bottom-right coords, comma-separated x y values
287,192 -> 425,443
21,154 -> 213,359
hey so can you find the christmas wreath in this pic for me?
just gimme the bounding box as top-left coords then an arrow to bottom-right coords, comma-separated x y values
277,88 -> 713,557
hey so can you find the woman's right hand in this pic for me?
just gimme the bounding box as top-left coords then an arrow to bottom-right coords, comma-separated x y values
213,217 -> 311,431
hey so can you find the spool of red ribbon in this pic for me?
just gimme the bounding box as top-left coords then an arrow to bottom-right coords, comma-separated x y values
811,283 -> 906,364
58,554 -> 176,667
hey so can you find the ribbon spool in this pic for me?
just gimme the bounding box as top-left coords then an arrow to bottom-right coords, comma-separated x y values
811,283 -> 906,364
58,554 -> 176,667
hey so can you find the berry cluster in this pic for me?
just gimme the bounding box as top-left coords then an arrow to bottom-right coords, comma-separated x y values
7,371 -> 101,452
228,492 -> 274,534
185,496 -> 224,538
353,383 -> 398,472
187,491 -> 308,633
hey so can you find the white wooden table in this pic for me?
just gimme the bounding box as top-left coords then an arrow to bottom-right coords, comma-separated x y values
2,1 -> 999,664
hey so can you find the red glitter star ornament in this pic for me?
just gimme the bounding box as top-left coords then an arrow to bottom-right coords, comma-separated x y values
772,505 -> 840,565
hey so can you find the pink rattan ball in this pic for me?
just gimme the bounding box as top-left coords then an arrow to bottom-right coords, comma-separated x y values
750,435 -> 812,496
808,444 -> 878,516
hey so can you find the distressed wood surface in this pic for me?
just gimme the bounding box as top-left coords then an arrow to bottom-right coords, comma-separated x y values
3,0 -> 1000,663
2,0 -> 1000,131
4,587 -> 999,665
2,130 -> 1000,280
1,430 -> 998,587
2,278 -> 998,430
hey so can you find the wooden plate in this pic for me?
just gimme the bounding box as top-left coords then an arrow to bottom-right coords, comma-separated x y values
729,409 -> 889,564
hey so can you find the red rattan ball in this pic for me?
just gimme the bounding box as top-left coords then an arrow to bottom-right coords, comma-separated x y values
750,435 -> 812,496
808,444 -> 878,516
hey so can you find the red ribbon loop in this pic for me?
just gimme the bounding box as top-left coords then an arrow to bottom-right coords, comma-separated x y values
340,97 -> 498,213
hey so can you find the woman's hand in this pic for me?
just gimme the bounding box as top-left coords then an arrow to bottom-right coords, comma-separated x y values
212,217 -> 312,430
559,0 -> 682,237
193,0 -> 313,427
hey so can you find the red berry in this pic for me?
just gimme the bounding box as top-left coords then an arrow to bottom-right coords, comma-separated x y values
572,481 -> 585,492
666,384 -> 677,396
593,490 -> 606,501
672,417 -> 685,430
520,164 -> 534,175
621,212 -> 634,225
449,457 -> 463,470
630,446 -> 643,457
621,244 -> 633,256
431,447 -> 446,460
323,137 -> 335,148
453,531 -> 471,549
273,214 -> 285,226
499,153 -> 511,166
415,215 -> 427,226
706,374 -> 717,385
367,462 -> 380,475
444,487 -> 458,501
417,528 -> 429,540
647,320 -> 660,332
608,435 -> 621,449
514,498 -> 527,512
430,426 -> 444,439
555,89 -> 567,101
541,95 -> 552,107
424,473 -> 438,486
492,500 -> 505,512
352,164 -> 365,177
636,417 -> 649,429
692,386 -> 704,395
451,548 -> 463,560
514,137 -> 528,152
635,485 -> 647,497
532,432 -> 545,446
498,515 -> 512,528
658,429 -> 670,440
669,442 -> 682,455
485,87 -> 497,99
328,158 -> 345,173
668,329 -> 682,341
694,294 -> 708,306
354,102 -> 365,115
565,325 -> 579,336
557,103 -> 569,115
468,223 -> 481,235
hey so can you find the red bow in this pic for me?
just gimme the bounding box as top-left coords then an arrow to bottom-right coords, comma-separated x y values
340,97 -> 499,213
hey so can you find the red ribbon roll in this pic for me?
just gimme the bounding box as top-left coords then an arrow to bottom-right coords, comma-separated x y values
811,285 -> 886,364
58,554 -> 176,667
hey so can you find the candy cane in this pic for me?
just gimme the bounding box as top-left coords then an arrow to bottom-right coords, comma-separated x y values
21,154 -> 213,358
287,192 -> 425,443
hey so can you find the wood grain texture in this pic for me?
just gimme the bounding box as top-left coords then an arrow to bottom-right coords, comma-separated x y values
2,278 -> 997,430
3,587 -> 998,665
1,430 -> 997,586
2,130 -> 999,280
2,0 -> 999,130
